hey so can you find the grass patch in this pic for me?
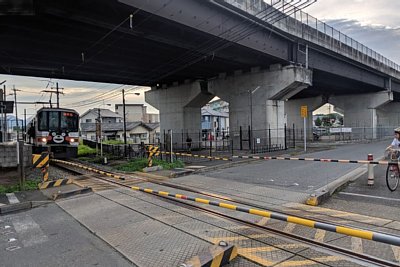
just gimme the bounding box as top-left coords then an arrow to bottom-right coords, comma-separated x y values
78,144 -> 97,157
0,179 -> 41,193
115,158 -> 184,172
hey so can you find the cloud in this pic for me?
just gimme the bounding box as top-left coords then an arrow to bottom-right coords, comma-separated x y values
304,0 -> 400,63
324,19 -> 400,63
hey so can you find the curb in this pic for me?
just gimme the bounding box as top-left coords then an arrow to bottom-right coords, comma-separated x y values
306,156 -> 384,206
0,201 -> 53,214
169,169 -> 195,178
39,178 -> 74,189
52,187 -> 93,200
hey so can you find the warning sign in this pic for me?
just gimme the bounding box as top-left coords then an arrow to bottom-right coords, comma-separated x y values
301,106 -> 308,118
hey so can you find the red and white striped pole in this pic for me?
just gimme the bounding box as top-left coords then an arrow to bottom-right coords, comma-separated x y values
367,154 -> 374,186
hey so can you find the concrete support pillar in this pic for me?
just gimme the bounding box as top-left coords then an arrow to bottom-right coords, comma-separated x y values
330,91 -> 393,139
376,102 -> 400,127
145,82 -> 214,143
209,65 -> 312,148
285,96 -> 326,136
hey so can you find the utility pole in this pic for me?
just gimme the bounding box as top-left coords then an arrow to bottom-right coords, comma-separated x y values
12,86 -> 21,141
122,89 -> 127,158
43,82 -> 64,108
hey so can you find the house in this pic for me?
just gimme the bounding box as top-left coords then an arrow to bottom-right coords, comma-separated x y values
201,105 -> 229,139
115,104 -> 160,123
80,108 -> 122,124
81,121 -> 160,144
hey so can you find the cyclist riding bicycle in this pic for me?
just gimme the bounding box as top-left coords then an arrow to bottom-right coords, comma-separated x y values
386,127 -> 400,163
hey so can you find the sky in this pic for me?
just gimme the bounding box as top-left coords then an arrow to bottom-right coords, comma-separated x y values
1,0 -> 399,119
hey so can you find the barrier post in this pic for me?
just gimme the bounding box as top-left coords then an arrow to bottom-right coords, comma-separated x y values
147,145 -> 154,167
367,153 -> 374,186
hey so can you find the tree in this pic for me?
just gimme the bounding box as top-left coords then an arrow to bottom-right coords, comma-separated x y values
315,117 -> 322,127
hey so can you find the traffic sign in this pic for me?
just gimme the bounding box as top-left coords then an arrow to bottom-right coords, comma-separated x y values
301,105 -> 308,118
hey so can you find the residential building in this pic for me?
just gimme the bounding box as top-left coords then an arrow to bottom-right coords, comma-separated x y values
80,108 -> 122,124
115,104 -> 160,123
80,121 -> 160,144
201,105 -> 229,139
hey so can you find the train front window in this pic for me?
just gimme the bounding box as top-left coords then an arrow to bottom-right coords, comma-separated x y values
48,111 -> 60,130
61,112 -> 78,131
38,111 -> 48,131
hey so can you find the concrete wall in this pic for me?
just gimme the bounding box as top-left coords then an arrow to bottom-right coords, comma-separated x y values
0,143 -> 32,168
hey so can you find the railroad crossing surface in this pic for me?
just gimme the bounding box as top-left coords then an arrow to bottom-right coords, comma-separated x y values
1,140 -> 400,266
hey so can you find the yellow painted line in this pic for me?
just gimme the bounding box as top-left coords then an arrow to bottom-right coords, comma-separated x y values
54,179 -> 63,187
144,188 -> 153,193
175,194 -> 184,199
195,198 -> 210,204
287,217 -> 315,228
336,227 -> 373,240
219,203 -> 237,210
314,229 -> 326,242
391,245 -> 400,263
131,186 -> 140,190
239,251 -> 275,266
256,217 -> 270,226
238,246 -> 278,253
249,209 -> 271,218
283,223 -> 296,233
351,237 -> 363,254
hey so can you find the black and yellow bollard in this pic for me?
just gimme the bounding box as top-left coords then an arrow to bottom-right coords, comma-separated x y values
32,152 -> 50,188
147,145 -> 160,167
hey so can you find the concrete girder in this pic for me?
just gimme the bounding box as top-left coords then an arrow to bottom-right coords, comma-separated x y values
145,82 -> 214,140
329,92 -> 393,137
209,65 -> 312,133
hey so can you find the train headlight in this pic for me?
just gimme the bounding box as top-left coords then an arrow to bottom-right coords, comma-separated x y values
41,138 -> 47,143
70,138 -> 75,143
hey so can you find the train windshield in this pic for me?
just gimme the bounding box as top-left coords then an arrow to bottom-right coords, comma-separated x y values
38,110 -> 79,132
61,112 -> 78,131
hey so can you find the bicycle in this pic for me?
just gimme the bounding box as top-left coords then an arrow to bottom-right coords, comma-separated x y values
385,149 -> 400,192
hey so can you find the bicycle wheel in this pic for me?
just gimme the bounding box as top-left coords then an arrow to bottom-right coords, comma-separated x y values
386,164 -> 399,192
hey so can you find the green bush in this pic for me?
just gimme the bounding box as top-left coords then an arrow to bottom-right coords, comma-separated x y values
115,158 -> 185,172
0,178 -> 41,193
78,144 -> 97,157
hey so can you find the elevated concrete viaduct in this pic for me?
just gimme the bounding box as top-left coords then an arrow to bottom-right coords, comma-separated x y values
1,0 -> 400,145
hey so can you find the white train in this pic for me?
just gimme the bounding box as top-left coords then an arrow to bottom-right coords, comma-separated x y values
27,107 -> 79,158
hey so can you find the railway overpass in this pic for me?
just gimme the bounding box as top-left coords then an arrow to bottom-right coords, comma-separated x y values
1,0 -> 400,143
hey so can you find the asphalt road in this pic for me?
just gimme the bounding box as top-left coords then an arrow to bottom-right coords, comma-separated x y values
204,140 -> 390,193
323,163 -> 400,221
0,203 -> 135,267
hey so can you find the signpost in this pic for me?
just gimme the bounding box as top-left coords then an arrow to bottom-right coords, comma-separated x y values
301,106 -> 308,152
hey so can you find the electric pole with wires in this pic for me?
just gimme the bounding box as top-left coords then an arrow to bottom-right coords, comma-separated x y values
42,82 -> 64,108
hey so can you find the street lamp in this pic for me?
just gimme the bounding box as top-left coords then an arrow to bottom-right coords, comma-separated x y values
249,86 -> 260,146
122,89 -> 140,158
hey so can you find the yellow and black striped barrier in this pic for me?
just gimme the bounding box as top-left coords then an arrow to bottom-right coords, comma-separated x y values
180,241 -> 237,267
147,145 -> 160,167
39,178 -> 73,189
131,185 -> 400,247
33,152 -> 50,182
232,155 -> 393,165
161,151 -> 230,161
52,159 -> 125,180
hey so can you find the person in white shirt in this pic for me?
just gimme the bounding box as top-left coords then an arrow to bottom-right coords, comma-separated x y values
386,128 -> 400,164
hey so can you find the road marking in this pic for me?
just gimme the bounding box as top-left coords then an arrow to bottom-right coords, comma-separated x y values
6,193 -> 19,204
12,215 -> 48,247
351,237 -> 363,254
256,217 -> 270,226
314,229 -> 326,242
392,245 -> 400,263
278,256 -> 343,266
339,192 -> 400,202
283,223 -> 296,233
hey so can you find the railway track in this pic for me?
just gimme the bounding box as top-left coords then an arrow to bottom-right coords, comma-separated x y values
52,159 -> 400,266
